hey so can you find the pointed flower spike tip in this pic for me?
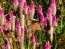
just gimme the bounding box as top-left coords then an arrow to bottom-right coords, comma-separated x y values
47,7 -> 52,15
30,1 -> 34,9
24,2 -> 28,15
9,11 -> 14,20
13,0 -> 19,11
38,5 -> 43,15
52,16 -> 58,27
47,7 -> 52,19
31,34 -> 35,44
28,1 -> 35,20
37,5 -> 45,22
13,0 -> 18,4
51,0 -> 56,16
45,41 -> 51,49
20,0 -> 26,5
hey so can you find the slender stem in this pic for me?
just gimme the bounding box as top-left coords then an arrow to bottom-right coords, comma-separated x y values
32,43 -> 36,49
60,5 -> 63,33
60,18 -> 62,33
28,36 -> 30,49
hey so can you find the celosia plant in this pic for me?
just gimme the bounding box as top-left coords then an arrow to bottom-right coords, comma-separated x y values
0,0 -> 60,49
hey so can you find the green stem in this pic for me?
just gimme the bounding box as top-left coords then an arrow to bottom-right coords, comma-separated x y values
61,17 -> 62,33
28,35 -> 30,49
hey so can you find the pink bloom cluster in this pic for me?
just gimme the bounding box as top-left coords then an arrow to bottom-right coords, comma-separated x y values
37,0 -> 58,27
9,11 -> 15,20
13,0 -> 35,20
51,0 -> 56,16
4,38 -> 10,49
52,16 -> 58,27
30,33 -> 35,44
28,1 -> 35,20
0,0 -> 58,49
15,20 -> 24,41
45,41 -> 51,49
13,0 -> 19,11
38,5 -> 47,27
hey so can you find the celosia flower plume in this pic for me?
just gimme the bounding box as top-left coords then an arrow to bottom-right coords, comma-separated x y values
50,0 -> 56,16
38,5 -> 43,15
20,0 -> 26,5
52,16 -> 58,27
23,2 -> 28,15
5,38 -> 10,49
13,0 -> 19,11
28,1 -> 35,20
9,11 -> 15,31
9,11 -> 15,20
37,5 -> 47,27
47,7 -> 52,19
45,41 -> 51,49
31,34 -> 35,44
15,20 -> 21,36
47,7 -> 52,26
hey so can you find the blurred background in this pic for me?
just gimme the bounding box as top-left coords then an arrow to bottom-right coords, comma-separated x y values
0,0 -> 65,49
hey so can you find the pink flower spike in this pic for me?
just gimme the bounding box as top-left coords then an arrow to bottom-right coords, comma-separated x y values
37,5 -> 45,25
28,1 -> 35,20
13,0 -> 19,11
38,5 -> 43,15
15,20 -> 21,28
0,27 -> 3,33
29,1 -> 34,10
9,11 -> 15,31
40,14 -> 45,21
45,41 -> 51,49
9,11 -> 14,20
15,20 -> 21,36
23,2 -> 28,15
40,17 -> 47,27
20,0 -> 26,5
52,16 -> 58,27
13,0 -> 18,5
5,38 -> 10,49
31,34 -> 35,44
47,7 -> 52,20
50,0 -> 56,16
